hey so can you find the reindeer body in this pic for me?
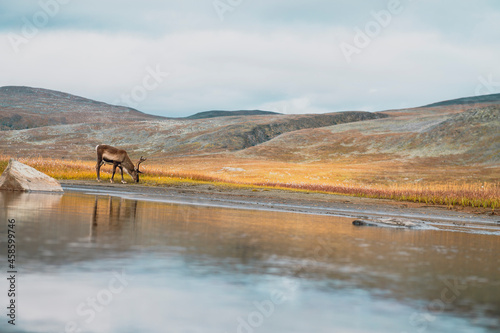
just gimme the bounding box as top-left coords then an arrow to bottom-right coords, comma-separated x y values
96,145 -> 146,183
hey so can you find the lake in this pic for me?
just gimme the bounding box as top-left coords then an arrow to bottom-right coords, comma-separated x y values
0,190 -> 499,333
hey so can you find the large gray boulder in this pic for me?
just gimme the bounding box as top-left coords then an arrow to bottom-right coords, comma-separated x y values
0,159 -> 63,192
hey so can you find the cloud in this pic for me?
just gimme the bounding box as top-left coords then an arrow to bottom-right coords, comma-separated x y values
1,0 -> 499,117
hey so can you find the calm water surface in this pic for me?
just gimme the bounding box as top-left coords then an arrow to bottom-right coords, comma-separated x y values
0,191 -> 499,333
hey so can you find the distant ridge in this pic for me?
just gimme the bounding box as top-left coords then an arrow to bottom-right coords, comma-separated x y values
0,85 -> 498,167
186,110 -> 281,119
0,86 -> 166,130
0,86 -> 138,113
422,93 -> 500,108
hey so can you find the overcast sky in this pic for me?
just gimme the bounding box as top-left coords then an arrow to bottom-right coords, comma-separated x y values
1,0 -> 499,117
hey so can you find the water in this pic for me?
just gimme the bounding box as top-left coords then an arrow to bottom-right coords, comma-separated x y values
0,191 -> 499,333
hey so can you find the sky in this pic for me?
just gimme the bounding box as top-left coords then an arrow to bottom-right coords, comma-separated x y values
1,0 -> 500,117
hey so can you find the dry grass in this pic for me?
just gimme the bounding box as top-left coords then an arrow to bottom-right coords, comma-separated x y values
1,155 -> 498,209
261,181 -> 499,209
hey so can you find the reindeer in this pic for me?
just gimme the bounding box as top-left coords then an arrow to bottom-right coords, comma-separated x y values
95,144 -> 146,183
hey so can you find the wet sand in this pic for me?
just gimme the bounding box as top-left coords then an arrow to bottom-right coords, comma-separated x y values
60,180 -> 500,234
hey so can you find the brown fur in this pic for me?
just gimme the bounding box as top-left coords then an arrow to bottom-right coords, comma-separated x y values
95,144 -> 146,183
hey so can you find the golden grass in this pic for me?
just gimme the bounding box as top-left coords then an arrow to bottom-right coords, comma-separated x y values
1,155 -> 498,209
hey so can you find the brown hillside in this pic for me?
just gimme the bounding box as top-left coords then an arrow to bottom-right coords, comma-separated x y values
0,111 -> 384,159
0,86 -> 499,185
239,105 -> 500,165
0,86 -> 165,130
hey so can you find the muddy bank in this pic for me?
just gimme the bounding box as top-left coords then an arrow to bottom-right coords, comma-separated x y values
60,180 -> 500,233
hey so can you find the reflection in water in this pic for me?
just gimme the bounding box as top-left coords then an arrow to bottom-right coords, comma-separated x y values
90,196 -> 138,242
0,191 -> 62,222
0,191 -> 499,333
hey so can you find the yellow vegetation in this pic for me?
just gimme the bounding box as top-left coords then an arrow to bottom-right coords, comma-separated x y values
0,155 -> 498,209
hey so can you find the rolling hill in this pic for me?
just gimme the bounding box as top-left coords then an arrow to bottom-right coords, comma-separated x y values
185,110 -> 281,119
240,105 -> 500,164
422,93 -> 500,108
0,86 -> 499,183
0,86 -> 166,130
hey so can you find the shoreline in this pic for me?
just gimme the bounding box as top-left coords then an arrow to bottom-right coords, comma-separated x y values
60,180 -> 500,234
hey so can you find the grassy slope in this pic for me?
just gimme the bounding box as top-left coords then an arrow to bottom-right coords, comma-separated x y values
0,156 -> 498,209
0,88 -> 499,208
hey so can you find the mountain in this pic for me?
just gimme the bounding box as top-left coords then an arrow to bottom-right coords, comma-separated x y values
177,111 -> 386,152
422,93 -> 500,108
0,86 -> 166,130
240,104 -> 500,164
186,110 -> 281,119
0,109 -> 385,160
0,86 -> 498,172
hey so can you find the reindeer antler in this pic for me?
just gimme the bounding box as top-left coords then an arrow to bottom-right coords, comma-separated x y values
136,156 -> 147,170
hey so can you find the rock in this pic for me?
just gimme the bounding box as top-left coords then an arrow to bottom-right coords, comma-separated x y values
0,159 -> 63,192
221,167 -> 246,172
352,220 -> 378,227
352,217 -> 428,229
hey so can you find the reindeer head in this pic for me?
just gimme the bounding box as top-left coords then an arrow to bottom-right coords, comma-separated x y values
132,156 -> 147,183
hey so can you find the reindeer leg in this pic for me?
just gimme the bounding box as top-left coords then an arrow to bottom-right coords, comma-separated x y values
96,160 -> 103,182
110,163 -> 118,183
120,166 -> 127,184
